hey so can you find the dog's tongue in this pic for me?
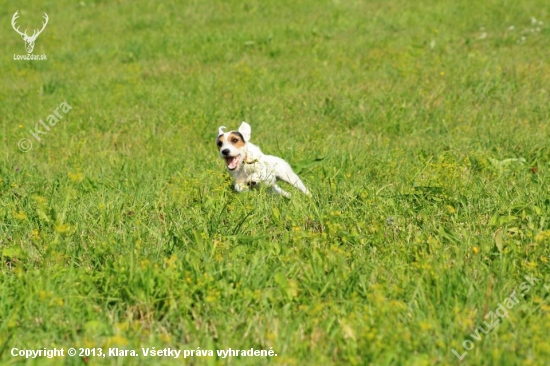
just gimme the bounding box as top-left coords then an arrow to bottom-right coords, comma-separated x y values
226,156 -> 239,170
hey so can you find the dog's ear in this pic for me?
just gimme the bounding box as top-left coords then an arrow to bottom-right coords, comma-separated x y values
238,122 -> 251,142
218,126 -> 227,136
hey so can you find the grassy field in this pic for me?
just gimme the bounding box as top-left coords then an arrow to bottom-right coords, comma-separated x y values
1,0 -> 550,364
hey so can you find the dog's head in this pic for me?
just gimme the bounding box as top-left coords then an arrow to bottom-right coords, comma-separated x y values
216,122 -> 252,171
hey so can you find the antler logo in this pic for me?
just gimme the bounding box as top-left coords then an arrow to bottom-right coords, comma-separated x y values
11,11 -> 49,54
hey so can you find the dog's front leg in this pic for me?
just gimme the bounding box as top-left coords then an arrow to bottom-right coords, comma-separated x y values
246,173 -> 260,188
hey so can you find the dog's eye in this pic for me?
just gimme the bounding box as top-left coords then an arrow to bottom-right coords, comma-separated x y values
232,138 -> 239,143
217,141 -> 222,147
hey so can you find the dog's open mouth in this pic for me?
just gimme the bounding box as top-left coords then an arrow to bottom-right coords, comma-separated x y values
225,156 -> 240,170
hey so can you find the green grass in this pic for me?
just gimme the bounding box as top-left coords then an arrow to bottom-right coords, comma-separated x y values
1,0 -> 550,365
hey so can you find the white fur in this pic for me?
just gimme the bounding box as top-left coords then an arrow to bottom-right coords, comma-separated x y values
217,122 -> 310,198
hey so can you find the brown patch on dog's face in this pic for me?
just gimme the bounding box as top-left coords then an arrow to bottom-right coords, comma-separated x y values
216,135 -> 225,151
228,132 -> 245,149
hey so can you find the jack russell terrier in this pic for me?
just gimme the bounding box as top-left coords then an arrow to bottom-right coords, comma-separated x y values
216,122 -> 310,198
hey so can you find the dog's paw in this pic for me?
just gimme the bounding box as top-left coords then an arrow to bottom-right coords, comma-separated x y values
234,183 -> 250,193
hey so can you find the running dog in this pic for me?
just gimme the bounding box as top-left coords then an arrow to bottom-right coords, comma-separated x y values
216,122 -> 310,198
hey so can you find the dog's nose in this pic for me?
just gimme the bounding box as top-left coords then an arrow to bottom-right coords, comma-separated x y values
221,149 -> 230,156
